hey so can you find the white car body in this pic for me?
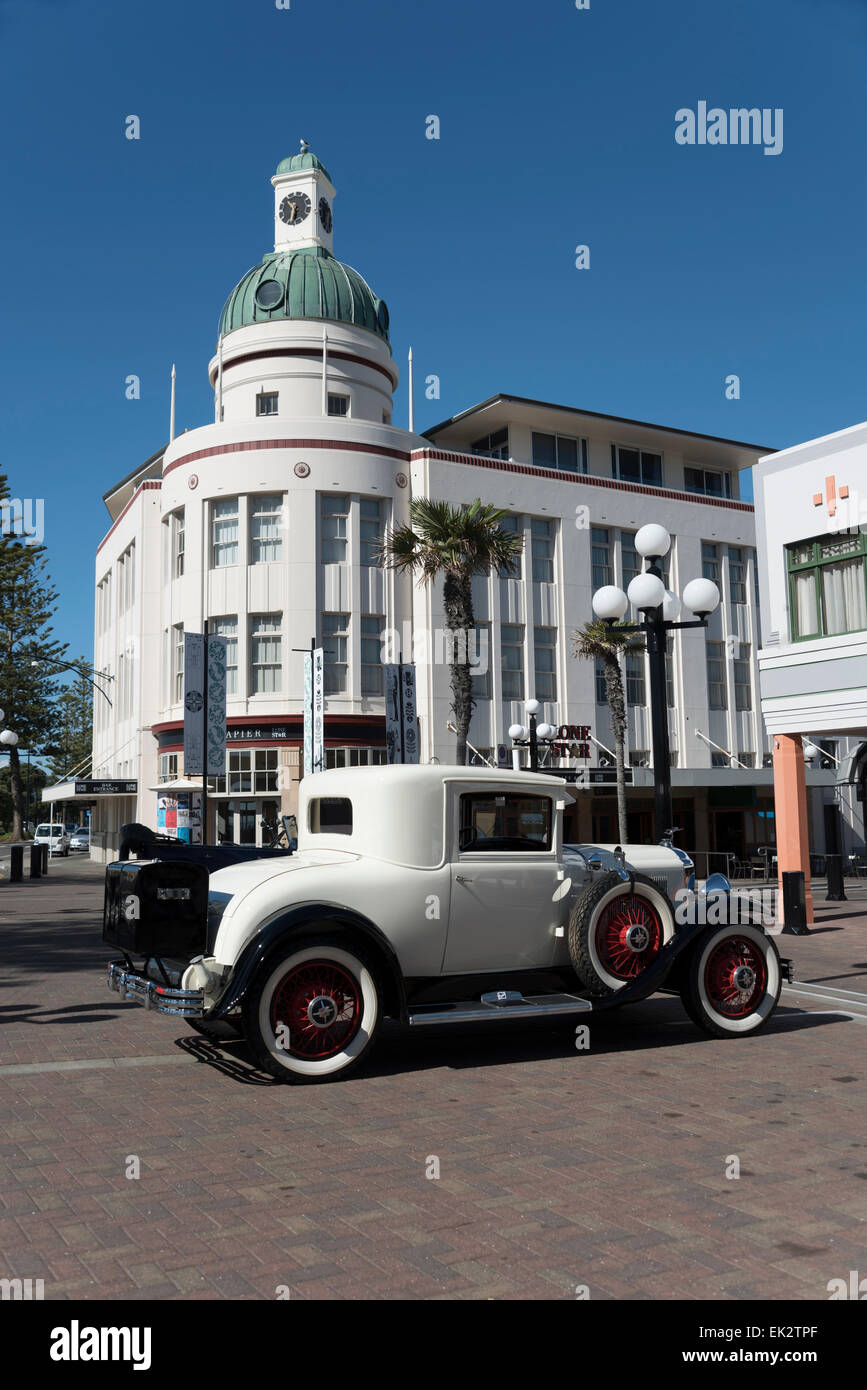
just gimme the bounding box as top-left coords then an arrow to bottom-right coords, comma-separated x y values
34,823 -> 69,856
205,765 -> 690,982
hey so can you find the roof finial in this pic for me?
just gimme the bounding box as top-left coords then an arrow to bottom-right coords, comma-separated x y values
300,138 -> 309,154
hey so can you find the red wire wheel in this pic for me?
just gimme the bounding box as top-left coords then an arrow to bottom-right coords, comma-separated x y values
703,936 -> 768,1018
595,895 -> 663,981
270,959 -> 362,1060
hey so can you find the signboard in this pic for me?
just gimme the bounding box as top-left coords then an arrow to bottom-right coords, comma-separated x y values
572,768 -> 633,787
384,664 -> 401,764
497,744 -> 508,769
226,725 -> 291,743
205,636 -> 227,777
400,663 -> 419,765
183,632 -> 206,775
303,648 -> 325,775
384,663 -> 419,764
74,780 -> 137,795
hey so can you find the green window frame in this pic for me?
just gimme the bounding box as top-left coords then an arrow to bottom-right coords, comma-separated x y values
786,532 -> 867,641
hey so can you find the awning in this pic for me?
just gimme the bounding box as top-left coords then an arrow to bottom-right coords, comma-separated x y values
149,777 -> 204,793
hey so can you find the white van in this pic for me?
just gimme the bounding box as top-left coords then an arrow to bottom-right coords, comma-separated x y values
34,824 -> 70,857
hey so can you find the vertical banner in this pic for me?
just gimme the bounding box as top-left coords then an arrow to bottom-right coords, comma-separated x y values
206,636 -> 227,777
303,652 -> 313,775
384,663 -> 401,764
183,632 -> 206,774
312,646 -> 325,773
400,663 -> 419,764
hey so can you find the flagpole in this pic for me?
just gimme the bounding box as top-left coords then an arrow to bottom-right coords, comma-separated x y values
322,328 -> 328,415
408,346 -> 414,433
216,337 -> 223,422
170,363 -> 176,442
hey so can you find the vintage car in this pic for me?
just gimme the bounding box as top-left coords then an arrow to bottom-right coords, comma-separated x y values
104,765 -> 790,1084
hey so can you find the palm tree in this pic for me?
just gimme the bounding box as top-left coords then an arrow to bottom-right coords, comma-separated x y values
380,499 -> 524,764
572,620 -> 645,845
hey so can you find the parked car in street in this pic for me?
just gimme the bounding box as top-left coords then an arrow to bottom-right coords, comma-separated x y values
34,823 -> 69,856
104,766 -> 791,1085
69,828 -> 90,853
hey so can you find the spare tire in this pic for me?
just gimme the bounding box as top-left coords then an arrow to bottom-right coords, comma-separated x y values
569,870 -> 675,996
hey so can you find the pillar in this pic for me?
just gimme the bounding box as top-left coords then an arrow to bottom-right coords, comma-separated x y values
772,734 -> 814,925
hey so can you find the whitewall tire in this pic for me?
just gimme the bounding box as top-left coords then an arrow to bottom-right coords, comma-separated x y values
682,924 -> 781,1037
569,871 -> 675,995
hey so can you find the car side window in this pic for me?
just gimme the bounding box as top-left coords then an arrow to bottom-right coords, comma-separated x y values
459,793 -> 552,853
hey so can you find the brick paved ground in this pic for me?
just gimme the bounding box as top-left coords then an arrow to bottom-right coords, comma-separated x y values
1,860 -> 865,1300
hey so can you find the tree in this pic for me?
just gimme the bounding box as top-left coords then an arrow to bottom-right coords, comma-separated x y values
0,761 -> 48,835
572,620 -> 645,846
380,499 -> 524,765
45,661 -> 94,783
0,472 -> 67,839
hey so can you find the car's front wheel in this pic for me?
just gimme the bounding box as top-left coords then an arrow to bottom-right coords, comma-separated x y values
242,937 -> 381,1083
681,924 -> 781,1037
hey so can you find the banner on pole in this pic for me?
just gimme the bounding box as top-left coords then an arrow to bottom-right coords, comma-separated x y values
304,649 -> 325,775
206,636 -> 227,777
183,633 -> 206,775
400,663 -> 419,765
384,664 -> 401,764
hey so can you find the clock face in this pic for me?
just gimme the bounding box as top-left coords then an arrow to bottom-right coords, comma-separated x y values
279,191 -> 311,226
319,197 -> 333,233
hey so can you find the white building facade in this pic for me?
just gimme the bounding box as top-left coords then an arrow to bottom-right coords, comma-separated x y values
89,146 -> 836,866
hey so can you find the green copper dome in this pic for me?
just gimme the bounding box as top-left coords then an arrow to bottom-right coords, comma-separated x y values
219,246 -> 390,342
275,149 -> 333,182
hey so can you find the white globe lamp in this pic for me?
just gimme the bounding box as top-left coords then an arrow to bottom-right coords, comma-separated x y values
508,723 -> 527,741
627,572 -> 666,611
635,523 -> 671,559
592,585 -> 628,621
536,723 -> 557,740
0,730 -> 18,746
525,699 -> 541,716
661,589 -> 682,622
682,577 -> 721,618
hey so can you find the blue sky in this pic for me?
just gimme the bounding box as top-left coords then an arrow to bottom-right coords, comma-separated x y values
1,0 -> 866,663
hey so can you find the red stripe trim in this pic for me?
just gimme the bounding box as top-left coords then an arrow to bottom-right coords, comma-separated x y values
410,448 -> 755,512
96,479 -> 162,554
209,346 -> 397,387
164,437 -> 411,476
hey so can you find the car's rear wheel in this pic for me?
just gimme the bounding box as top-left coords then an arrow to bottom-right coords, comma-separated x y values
569,871 -> 675,995
242,937 -> 381,1083
681,924 -> 781,1037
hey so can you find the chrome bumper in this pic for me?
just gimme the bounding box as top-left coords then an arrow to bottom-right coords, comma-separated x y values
107,962 -> 205,1018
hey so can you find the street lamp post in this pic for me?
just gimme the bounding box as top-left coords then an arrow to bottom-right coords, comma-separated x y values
591,523 -> 720,843
30,658 -> 114,707
508,700 -> 558,773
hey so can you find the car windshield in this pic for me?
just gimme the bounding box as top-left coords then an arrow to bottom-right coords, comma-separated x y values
36,825 -> 63,836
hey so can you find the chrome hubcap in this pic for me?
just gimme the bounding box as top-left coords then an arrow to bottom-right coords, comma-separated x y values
307,995 -> 338,1028
732,965 -> 756,993
625,924 -> 651,953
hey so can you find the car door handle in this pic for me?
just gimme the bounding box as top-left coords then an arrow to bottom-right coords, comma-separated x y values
456,875 -> 474,884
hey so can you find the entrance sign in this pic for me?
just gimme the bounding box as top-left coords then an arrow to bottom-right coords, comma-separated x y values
74,780 -> 137,795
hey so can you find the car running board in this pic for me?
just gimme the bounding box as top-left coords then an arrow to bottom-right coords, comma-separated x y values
407,990 -> 594,1027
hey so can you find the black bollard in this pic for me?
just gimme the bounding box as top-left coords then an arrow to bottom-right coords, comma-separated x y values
29,844 -> 42,879
10,845 -> 23,882
825,853 -> 846,902
781,871 -> 808,934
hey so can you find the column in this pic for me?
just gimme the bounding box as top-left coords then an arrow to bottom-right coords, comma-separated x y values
772,733 -> 814,926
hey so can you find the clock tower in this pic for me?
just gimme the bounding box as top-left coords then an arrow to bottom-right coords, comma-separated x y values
271,140 -> 336,256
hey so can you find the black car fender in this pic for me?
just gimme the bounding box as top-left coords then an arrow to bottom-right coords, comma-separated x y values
211,902 -> 407,1022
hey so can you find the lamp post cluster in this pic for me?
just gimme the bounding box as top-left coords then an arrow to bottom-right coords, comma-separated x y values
591,522 -> 720,842
508,700 -> 558,773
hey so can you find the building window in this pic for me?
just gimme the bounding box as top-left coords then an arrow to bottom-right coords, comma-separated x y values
173,623 -> 184,703
326,747 -> 387,768
531,432 -> 587,474
159,753 -> 178,783
249,615 -> 282,694
97,574 -> 112,633
591,527 -> 611,589
382,410 -> 392,425
471,623 -> 491,700
711,751 -> 730,768
172,511 -> 184,579
212,616 -> 238,696
684,465 -> 731,498
533,626 -> 557,701
501,624 -> 524,701
611,444 -> 663,486
728,546 -> 746,605
360,499 -> 383,567
620,531 -> 641,590
786,531 -> 867,640
212,498 -> 239,567
629,749 -> 651,767
738,752 -> 756,768
702,541 -> 720,584
117,544 -> 135,614
256,392 -> 278,416
361,615 -> 383,695
323,613 -> 349,694
594,658 -> 608,705
251,494 -> 283,564
470,427 -> 509,460
531,518 -> 554,583
497,512 -> 522,577
625,651 -> 645,706
734,642 -> 752,710
706,639 -> 727,709
327,393 -> 349,417
321,495 -> 348,564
